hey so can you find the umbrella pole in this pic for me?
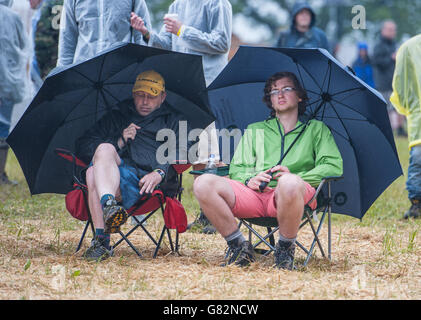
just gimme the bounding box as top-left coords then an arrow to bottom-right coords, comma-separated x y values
328,181 -> 332,261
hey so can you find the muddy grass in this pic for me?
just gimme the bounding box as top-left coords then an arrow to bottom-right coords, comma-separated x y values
1,137 -> 420,300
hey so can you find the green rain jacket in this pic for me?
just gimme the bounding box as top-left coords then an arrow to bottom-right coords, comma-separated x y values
229,118 -> 343,187
390,34 -> 421,150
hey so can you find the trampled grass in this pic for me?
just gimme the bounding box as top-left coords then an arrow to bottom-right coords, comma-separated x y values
0,136 -> 420,300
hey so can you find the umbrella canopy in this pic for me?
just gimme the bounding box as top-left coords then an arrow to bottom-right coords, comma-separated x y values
207,46 -> 403,219
7,43 -> 214,195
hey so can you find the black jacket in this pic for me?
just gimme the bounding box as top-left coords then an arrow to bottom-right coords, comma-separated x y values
75,99 -> 189,177
372,36 -> 396,92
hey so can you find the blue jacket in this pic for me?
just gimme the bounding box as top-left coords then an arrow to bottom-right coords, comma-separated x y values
352,56 -> 375,88
276,1 -> 330,52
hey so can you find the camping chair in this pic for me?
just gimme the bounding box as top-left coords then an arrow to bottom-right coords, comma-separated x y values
55,148 -> 191,258
190,166 -> 343,266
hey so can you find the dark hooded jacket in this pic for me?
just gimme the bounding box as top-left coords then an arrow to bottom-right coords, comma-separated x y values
75,99 -> 189,181
276,1 -> 330,52
372,35 -> 396,92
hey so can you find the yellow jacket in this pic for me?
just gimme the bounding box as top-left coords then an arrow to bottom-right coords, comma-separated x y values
390,34 -> 421,149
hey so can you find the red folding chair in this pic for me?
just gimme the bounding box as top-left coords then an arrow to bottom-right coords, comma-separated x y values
55,148 -> 191,258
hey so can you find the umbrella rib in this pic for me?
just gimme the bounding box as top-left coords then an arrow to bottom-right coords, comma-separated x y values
327,100 -> 352,142
330,96 -> 370,121
293,61 -> 323,92
330,87 -> 365,97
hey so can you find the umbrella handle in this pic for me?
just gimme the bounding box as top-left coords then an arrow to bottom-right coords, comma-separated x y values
259,171 -> 274,192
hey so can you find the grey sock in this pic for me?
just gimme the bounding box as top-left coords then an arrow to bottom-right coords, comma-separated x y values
278,233 -> 296,244
225,229 -> 246,248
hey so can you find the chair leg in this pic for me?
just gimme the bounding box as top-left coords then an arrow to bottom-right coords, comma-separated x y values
76,220 -> 91,253
154,226 -> 167,258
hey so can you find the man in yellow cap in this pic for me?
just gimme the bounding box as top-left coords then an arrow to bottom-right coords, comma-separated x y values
75,70 -> 184,261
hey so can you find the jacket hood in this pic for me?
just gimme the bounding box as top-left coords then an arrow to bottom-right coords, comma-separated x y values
0,0 -> 13,7
291,1 -> 316,29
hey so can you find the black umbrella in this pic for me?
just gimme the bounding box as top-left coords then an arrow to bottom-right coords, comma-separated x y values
7,43 -> 214,195
207,46 -> 403,219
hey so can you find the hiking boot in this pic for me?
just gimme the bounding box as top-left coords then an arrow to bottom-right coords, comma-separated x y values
187,209 -> 216,234
83,237 -> 113,262
274,239 -> 296,270
103,201 -> 128,234
223,241 -> 255,267
404,199 -> 421,219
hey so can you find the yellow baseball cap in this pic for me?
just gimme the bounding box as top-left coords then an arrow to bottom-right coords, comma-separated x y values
132,70 -> 165,96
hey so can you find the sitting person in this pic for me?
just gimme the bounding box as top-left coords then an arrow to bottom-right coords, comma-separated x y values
76,70 -> 186,261
193,71 -> 343,270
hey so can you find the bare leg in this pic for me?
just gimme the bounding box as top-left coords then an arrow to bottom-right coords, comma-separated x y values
193,174 -> 237,237
92,143 -> 121,197
274,173 -> 307,239
86,166 -> 104,229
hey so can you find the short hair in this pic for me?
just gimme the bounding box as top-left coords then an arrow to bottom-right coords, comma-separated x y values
262,71 -> 309,117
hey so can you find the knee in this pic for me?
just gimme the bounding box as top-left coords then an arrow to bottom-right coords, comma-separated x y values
276,174 -> 305,202
93,143 -> 117,161
193,174 -> 219,200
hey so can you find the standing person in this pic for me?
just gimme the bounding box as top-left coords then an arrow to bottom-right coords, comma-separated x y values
0,0 -> 28,185
276,1 -> 330,52
390,34 -> 421,219
57,0 -> 151,67
130,0 -> 233,233
193,71 -> 343,269
352,42 -> 375,88
372,20 -> 406,137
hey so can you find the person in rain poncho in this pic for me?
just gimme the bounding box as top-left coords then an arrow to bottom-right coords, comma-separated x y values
0,0 -> 28,185
57,0 -> 152,67
130,0 -> 233,233
390,34 -> 421,219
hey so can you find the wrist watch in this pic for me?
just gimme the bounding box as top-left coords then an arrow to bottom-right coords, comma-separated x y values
245,177 -> 251,187
154,168 -> 165,181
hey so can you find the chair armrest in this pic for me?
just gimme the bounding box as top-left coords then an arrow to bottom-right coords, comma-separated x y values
54,148 -> 88,168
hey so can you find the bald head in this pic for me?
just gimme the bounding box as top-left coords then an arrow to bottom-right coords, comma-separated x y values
381,20 -> 397,40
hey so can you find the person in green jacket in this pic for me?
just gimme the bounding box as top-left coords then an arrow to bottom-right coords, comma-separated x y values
390,34 -> 421,219
193,71 -> 343,270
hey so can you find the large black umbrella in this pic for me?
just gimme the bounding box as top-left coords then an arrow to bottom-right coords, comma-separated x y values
207,46 -> 403,219
7,43 -> 214,195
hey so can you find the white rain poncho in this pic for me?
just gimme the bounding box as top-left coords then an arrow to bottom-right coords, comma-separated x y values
57,0 -> 151,67
390,35 -> 421,149
149,0 -> 232,86
0,0 -> 28,103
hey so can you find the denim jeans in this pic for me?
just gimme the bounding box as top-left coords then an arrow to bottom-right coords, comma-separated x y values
407,145 -> 421,200
0,98 -> 14,138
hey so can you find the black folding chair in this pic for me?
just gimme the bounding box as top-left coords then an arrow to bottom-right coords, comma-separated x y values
55,148 -> 190,258
237,176 -> 343,266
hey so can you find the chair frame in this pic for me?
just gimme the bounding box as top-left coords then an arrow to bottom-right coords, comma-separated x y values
55,148 -> 189,258
237,176 -> 343,267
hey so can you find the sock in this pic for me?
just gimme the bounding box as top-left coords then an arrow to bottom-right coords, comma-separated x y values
225,229 -> 246,248
278,233 -> 296,245
100,194 -> 115,209
96,228 -> 110,249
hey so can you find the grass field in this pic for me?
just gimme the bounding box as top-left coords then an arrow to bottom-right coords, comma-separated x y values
0,136 -> 420,300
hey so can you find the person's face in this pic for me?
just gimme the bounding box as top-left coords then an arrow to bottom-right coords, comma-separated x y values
133,90 -> 166,116
359,48 -> 367,58
382,22 -> 397,40
270,78 -> 302,115
295,9 -> 312,30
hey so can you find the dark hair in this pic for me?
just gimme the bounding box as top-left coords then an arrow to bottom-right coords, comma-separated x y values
262,71 -> 308,117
